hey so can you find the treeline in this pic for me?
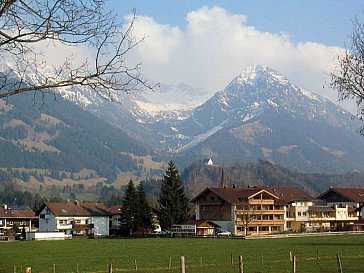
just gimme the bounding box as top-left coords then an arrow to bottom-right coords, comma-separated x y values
0,182 -> 47,211
182,160 -> 364,196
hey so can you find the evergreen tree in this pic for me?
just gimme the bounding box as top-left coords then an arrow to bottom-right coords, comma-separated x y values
121,179 -> 138,234
158,161 -> 190,230
136,181 -> 154,234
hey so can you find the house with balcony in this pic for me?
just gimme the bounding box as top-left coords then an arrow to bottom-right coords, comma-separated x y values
191,187 -> 286,236
269,186 -> 315,232
37,201 -> 111,237
192,186 -> 364,235
316,187 -> 364,230
0,204 -> 37,237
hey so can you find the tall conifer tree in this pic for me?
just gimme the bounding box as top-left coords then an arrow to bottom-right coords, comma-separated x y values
158,161 -> 190,230
122,179 -> 138,234
136,181 -> 154,234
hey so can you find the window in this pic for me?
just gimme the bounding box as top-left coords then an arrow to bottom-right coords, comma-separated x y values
297,212 -> 301,216
303,212 -> 307,216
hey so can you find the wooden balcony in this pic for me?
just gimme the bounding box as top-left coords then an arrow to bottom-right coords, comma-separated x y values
236,220 -> 285,226
236,209 -> 285,215
249,200 -> 275,205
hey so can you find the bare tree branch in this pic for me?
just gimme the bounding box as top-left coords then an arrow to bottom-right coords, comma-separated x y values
330,16 -> 364,122
0,0 -> 156,99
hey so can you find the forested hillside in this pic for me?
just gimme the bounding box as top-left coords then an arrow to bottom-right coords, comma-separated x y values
182,160 -> 364,196
0,93 -> 150,183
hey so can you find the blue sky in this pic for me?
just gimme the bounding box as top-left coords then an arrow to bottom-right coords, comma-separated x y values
105,1 -> 363,112
112,0 -> 363,46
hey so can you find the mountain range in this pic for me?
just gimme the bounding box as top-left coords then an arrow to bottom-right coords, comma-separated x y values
72,64 -> 364,173
1,63 -> 364,189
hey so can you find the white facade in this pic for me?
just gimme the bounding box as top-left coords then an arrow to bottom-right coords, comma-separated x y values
91,216 -> 109,237
26,231 -> 68,241
38,203 -> 110,237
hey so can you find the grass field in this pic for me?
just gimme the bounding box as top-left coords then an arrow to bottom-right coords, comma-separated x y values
1,235 -> 364,273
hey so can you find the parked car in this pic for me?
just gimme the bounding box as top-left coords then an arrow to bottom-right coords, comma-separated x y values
155,230 -> 173,237
216,229 -> 232,236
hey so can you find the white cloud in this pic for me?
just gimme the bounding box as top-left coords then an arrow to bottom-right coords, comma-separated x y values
127,6 -> 356,112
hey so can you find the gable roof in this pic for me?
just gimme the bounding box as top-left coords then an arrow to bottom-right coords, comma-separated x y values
265,186 -> 315,204
38,202 -> 111,217
109,205 -> 123,215
191,187 -> 279,205
318,188 -> 364,203
0,206 -> 37,219
188,219 -> 221,228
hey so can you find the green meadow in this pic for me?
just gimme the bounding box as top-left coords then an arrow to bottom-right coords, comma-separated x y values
1,235 -> 364,273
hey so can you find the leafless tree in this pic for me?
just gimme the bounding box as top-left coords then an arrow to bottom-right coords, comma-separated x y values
330,16 -> 364,131
237,200 -> 251,236
0,0 -> 155,99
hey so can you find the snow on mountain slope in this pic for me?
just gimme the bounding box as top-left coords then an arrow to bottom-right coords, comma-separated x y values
3,59 -> 364,172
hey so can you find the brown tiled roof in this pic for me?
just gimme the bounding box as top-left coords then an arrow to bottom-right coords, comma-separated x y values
192,186 -> 315,206
109,205 -> 123,215
191,187 -> 278,205
318,188 -> 364,203
0,206 -> 37,219
188,220 -> 221,228
265,186 -> 315,204
40,202 -> 111,217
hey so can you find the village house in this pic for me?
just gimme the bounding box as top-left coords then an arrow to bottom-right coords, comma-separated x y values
37,201 -> 111,238
187,220 -> 221,236
109,205 -> 123,236
192,186 -> 363,236
317,187 -> 364,230
0,204 -> 37,238
191,187 -> 287,236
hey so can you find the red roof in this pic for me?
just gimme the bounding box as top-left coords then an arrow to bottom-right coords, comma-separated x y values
39,202 -> 111,217
192,186 -> 314,206
191,187 -> 278,205
318,188 -> 364,203
188,220 -> 221,228
265,186 -> 315,204
0,206 -> 37,219
109,205 -> 123,215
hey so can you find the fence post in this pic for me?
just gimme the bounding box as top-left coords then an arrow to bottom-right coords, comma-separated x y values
77,262 -> 79,273
289,251 -> 292,262
180,256 -> 186,273
53,263 -> 56,273
337,253 -> 343,273
168,257 -> 172,270
292,256 -> 296,273
108,263 -> 113,273
316,249 -> 319,260
239,256 -> 244,273
13,266 -> 16,273
231,254 -> 234,265
200,257 -> 203,266
134,259 -> 138,271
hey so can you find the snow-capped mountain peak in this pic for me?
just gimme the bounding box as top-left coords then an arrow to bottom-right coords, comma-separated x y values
231,65 -> 289,88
